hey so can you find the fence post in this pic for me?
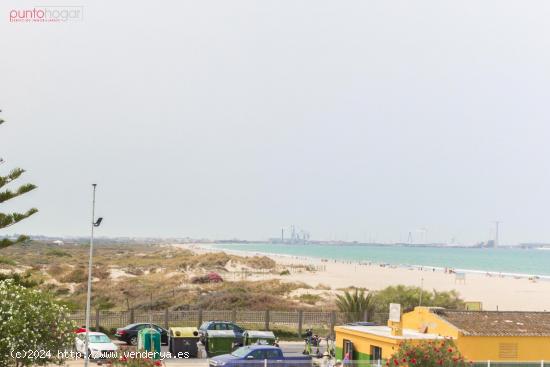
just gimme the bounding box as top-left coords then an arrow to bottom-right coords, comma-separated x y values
231,310 -> 237,323
95,309 -> 100,330
130,309 -> 135,324
265,310 -> 270,330
330,311 -> 336,337
164,309 -> 169,329
198,309 -> 203,328
363,310 -> 369,322
298,310 -> 303,338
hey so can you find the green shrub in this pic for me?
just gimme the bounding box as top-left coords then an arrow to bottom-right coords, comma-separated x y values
243,256 -> 276,269
371,285 -> 464,313
280,269 -> 290,276
45,248 -> 71,257
55,287 -> 71,296
46,264 -> 69,278
61,269 -> 87,283
0,272 -> 41,288
0,279 -> 75,366
0,256 -> 16,266
297,293 -> 322,305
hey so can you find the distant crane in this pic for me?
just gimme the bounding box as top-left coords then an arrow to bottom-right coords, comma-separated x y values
493,221 -> 501,248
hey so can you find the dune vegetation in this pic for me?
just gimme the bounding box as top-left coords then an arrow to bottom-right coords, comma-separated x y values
0,242 -> 322,311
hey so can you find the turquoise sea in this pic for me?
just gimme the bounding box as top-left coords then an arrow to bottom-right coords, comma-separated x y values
208,243 -> 550,277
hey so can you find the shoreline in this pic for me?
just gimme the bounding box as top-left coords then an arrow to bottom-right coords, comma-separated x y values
201,243 -> 550,281
172,243 -> 550,312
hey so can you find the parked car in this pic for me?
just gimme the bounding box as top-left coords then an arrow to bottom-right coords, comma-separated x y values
198,321 -> 245,346
115,323 -> 168,346
75,332 -> 118,359
209,345 -> 312,367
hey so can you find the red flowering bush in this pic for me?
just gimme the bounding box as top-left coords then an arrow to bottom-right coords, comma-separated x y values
387,339 -> 470,367
109,356 -> 163,367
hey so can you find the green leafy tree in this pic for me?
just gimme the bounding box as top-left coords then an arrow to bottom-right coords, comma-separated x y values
0,272 -> 41,288
0,279 -> 75,366
387,339 -> 470,367
371,285 -> 464,314
335,288 -> 375,322
0,111 -> 38,249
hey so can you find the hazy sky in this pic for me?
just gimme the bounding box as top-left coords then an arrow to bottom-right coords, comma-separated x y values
1,1 -> 550,244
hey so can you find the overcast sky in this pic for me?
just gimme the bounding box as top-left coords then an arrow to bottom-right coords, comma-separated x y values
1,1 -> 549,244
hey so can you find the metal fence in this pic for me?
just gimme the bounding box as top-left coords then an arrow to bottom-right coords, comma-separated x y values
68,310 -> 389,336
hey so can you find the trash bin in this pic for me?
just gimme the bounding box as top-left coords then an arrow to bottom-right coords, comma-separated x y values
205,330 -> 238,357
169,327 -> 199,358
243,330 -> 276,346
137,327 -> 161,360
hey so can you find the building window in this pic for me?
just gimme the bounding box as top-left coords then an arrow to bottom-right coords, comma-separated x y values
498,343 -> 518,359
343,339 -> 354,360
371,346 -> 382,361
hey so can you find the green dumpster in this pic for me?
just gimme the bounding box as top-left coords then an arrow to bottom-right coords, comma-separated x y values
205,330 -> 238,357
243,330 -> 276,346
137,327 -> 161,360
169,327 -> 199,358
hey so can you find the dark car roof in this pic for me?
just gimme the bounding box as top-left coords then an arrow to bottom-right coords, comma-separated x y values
124,323 -> 165,330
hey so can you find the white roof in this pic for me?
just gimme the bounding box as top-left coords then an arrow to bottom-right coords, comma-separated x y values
82,332 -> 107,336
338,325 -> 443,340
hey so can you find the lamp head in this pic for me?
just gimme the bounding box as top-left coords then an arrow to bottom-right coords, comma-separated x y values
94,217 -> 103,227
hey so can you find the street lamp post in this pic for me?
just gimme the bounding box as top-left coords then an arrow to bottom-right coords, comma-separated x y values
84,184 -> 103,367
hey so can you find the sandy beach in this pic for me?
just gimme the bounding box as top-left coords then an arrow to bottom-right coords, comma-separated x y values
172,243 -> 550,312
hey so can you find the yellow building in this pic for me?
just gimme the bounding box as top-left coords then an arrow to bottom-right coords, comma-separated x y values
335,307 -> 550,362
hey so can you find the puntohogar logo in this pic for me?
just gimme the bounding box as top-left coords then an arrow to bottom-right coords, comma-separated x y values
9,6 -> 83,23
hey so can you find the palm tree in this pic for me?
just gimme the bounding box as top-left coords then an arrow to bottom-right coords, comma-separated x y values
335,288 -> 374,322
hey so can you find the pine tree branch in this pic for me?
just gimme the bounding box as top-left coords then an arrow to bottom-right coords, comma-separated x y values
0,235 -> 30,249
0,208 -> 39,230
0,168 -> 26,189
1,110 -> 38,250
0,183 -> 37,204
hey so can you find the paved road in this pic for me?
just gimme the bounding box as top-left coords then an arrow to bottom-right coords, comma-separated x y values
57,341 -> 317,366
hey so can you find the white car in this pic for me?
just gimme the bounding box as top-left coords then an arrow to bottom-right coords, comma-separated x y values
75,332 -> 118,359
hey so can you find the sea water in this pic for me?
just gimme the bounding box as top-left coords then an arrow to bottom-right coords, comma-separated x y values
209,243 -> 550,277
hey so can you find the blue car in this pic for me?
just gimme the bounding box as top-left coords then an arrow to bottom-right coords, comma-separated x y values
209,345 -> 312,367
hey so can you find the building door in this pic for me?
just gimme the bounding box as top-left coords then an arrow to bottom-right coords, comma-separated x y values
343,339 -> 354,360
371,346 -> 382,362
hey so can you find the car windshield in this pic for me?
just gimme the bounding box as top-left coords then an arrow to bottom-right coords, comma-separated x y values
89,335 -> 111,343
231,347 -> 251,357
